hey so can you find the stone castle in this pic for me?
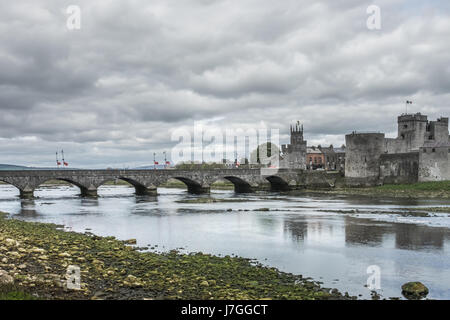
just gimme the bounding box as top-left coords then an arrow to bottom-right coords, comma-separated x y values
279,112 -> 450,186
345,113 -> 450,186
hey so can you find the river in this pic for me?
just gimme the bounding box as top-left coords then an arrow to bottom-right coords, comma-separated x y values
1,184 -> 449,300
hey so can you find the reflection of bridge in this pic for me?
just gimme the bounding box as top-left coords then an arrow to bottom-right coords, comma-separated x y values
0,169 -> 342,198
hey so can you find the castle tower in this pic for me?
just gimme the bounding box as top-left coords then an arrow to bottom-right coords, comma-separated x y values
290,121 -> 304,146
345,132 -> 385,186
396,113 -> 428,152
281,121 -> 307,169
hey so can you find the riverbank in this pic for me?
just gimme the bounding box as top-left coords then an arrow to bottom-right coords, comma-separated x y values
0,212 -> 353,300
305,181 -> 450,199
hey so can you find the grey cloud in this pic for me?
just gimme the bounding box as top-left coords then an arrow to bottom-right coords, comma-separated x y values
0,0 -> 449,168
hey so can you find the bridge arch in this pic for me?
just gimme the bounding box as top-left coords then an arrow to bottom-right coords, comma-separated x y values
0,179 -> 21,195
96,177 -> 157,196
35,178 -> 96,197
220,176 -> 254,193
265,176 -> 291,192
173,177 -> 210,194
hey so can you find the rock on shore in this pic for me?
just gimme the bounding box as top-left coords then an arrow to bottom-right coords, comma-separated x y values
401,282 -> 429,300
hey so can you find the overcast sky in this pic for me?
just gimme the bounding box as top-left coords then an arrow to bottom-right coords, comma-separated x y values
1,0 -> 449,168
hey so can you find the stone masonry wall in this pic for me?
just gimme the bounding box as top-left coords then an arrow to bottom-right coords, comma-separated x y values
379,152 -> 419,184
419,147 -> 450,182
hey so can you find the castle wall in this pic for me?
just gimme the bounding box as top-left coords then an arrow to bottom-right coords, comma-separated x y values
345,113 -> 449,186
379,152 -> 419,184
345,133 -> 385,186
419,147 -> 450,181
385,138 -> 408,154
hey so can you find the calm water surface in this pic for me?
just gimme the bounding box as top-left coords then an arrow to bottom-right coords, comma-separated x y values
1,184 -> 450,300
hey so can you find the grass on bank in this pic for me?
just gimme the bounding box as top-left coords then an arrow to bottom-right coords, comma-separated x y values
304,180 -> 450,198
374,181 -> 450,192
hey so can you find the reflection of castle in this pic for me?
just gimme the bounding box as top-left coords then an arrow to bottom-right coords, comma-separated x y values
394,224 -> 445,250
280,121 -> 307,169
283,219 -> 308,241
346,113 -> 450,186
344,217 -> 446,250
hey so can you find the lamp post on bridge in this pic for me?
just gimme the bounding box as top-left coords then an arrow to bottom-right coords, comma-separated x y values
163,151 -> 167,169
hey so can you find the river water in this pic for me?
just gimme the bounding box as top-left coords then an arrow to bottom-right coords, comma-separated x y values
1,184 -> 449,300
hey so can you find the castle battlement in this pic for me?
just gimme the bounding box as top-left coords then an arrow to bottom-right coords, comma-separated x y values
398,113 -> 428,123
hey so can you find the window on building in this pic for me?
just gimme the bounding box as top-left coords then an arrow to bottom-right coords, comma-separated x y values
432,148 -> 436,153
423,149 -> 427,153
404,125 -> 408,129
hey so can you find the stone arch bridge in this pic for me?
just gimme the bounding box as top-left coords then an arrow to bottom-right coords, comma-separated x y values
0,169 -> 342,198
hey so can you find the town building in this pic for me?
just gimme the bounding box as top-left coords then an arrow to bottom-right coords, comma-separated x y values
318,145 -> 346,171
306,146 -> 324,170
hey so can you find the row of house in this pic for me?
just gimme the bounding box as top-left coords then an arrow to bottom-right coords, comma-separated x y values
306,145 -> 346,171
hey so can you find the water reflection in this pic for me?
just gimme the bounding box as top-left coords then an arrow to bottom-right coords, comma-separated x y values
17,199 -> 38,216
281,214 -> 450,253
394,224 -> 445,250
135,195 -> 158,204
80,198 -> 99,207
283,218 -> 308,241
344,218 -> 386,247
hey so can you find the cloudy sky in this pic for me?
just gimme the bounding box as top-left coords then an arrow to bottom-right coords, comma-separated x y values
1,0 -> 449,168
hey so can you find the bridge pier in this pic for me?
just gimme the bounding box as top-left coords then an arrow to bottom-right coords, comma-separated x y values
135,186 -> 158,196
20,190 -> 34,199
80,188 -> 98,197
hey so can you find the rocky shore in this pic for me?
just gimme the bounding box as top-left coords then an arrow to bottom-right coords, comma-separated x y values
0,212 -> 354,300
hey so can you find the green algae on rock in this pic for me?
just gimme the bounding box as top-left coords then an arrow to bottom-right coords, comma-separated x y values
401,282 -> 429,300
0,211 -> 354,300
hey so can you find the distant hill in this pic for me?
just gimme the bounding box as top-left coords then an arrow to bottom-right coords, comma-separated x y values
0,164 -> 31,170
0,164 -> 70,170
0,163 -> 170,171
133,164 -> 169,170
